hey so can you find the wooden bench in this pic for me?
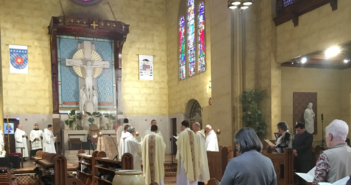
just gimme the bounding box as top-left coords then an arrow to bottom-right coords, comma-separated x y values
207,146 -> 230,181
35,151 -> 84,185
77,149 -> 98,185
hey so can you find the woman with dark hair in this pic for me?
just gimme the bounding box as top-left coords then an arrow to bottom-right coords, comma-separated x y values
221,128 -> 277,185
270,121 -> 292,153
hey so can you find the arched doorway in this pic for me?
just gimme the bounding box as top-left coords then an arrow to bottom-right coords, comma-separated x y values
185,99 -> 202,129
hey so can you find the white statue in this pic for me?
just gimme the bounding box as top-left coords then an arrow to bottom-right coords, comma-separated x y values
66,41 -> 110,114
304,102 -> 315,134
80,86 -> 87,114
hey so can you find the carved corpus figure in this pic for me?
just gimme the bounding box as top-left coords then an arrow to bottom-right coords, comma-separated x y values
304,102 -> 315,134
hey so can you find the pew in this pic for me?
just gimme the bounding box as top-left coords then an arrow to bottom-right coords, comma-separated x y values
35,151 -> 84,185
0,167 -> 17,185
263,148 -> 294,185
207,146 -> 230,181
77,150 -> 98,185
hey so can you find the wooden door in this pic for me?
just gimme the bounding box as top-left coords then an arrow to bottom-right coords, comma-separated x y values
171,118 -> 177,155
3,119 -> 20,153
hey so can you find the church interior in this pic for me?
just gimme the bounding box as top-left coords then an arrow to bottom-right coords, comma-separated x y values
0,0 -> 351,184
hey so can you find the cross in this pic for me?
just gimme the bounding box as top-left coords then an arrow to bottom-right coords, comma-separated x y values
66,41 -> 110,111
91,21 -> 98,29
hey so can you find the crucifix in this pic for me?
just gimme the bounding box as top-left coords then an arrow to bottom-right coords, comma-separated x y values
66,41 -> 110,113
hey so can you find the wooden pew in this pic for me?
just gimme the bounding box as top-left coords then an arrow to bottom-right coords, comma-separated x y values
35,151 -> 84,185
77,150 -> 98,185
0,167 -> 17,185
207,146 -> 229,181
263,148 -> 294,185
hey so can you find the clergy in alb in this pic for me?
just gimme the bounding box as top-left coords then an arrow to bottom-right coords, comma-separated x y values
116,118 -> 129,156
176,120 -> 200,185
205,125 -> 219,151
43,124 -> 56,154
192,122 -> 210,185
30,123 -> 43,156
144,119 -> 163,138
15,124 -> 29,158
124,127 -> 142,171
0,129 -> 5,157
119,124 -> 131,160
142,125 -> 166,185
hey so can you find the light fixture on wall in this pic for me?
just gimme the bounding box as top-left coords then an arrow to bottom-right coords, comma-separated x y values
344,59 -> 350,63
228,0 -> 253,9
301,57 -> 307,64
325,46 -> 341,58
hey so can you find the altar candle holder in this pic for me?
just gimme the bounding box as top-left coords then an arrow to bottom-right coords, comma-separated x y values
216,129 -> 221,145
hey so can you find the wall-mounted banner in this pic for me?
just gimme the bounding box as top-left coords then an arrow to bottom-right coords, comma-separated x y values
139,55 -> 153,80
9,45 -> 28,74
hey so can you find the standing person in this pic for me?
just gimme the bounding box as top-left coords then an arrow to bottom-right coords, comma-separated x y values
142,125 -> 166,185
205,125 -> 219,151
15,124 -> 29,159
192,122 -> 210,185
144,119 -> 163,137
119,124 -> 132,160
116,118 -> 129,154
293,123 -> 313,185
221,127 -> 277,185
312,119 -> 351,185
271,121 -> 292,153
43,124 -> 56,154
124,127 -> 142,170
176,120 -> 200,185
30,123 -> 43,157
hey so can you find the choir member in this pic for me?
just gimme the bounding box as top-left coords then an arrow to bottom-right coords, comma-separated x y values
30,123 -> 43,156
205,125 -> 219,151
15,124 -> 29,159
43,124 -> 56,153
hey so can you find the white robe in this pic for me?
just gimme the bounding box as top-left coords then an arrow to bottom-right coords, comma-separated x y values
116,124 -> 129,155
125,135 -> 141,171
195,131 -> 210,182
30,129 -> 43,150
144,127 -> 163,138
0,130 -> 4,152
119,132 -> 132,160
15,129 -> 29,157
43,129 -> 56,153
205,130 -> 219,151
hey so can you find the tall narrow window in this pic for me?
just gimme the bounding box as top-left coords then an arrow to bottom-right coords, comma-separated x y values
198,2 -> 205,73
179,17 -> 186,80
187,0 -> 195,77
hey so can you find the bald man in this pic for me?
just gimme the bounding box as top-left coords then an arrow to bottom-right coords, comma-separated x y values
15,124 -> 29,158
205,125 -> 219,151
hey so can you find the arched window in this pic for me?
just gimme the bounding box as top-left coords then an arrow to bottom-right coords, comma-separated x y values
179,17 -> 186,80
179,0 -> 206,80
198,2 -> 205,73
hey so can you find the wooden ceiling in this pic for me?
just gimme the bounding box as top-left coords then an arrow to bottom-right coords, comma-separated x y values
281,42 -> 351,69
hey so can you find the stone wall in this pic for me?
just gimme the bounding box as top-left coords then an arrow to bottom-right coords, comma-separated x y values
0,0 -> 168,116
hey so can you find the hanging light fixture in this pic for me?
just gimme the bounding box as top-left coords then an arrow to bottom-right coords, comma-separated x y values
228,0 -> 253,9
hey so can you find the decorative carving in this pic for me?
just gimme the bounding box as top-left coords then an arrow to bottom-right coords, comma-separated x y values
90,21 -> 98,29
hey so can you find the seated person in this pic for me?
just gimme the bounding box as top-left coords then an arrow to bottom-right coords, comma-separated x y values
270,121 -> 292,153
313,119 -> 351,185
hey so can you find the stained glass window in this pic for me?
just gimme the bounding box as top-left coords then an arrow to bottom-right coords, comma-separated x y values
198,2 -> 205,73
179,17 -> 186,80
187,0 -> 196,77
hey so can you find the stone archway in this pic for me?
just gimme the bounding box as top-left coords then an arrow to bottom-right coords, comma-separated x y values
185,99 -> 202,129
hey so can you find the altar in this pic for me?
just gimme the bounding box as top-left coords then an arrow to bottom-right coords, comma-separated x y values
62,129 -> 115,154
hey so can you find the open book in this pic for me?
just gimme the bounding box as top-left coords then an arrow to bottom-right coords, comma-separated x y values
296,167 -> 316,183
264,139 -> 275,146
318,176 -> 350,185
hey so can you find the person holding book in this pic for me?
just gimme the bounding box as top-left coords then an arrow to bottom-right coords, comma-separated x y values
312,119 -> 351,185
270,121 -> 292,153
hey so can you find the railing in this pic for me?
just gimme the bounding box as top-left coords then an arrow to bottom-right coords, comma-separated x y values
274,0 -> 338,27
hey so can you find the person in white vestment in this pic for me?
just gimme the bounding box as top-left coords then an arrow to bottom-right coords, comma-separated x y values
0,130 -> 6,157
30,123 -> 43,156
15,124 -> 29,158
142,125 -> 166,185
205,125 -> 219,151
124,127 -> 142,170
119,124 -> 131,160
144,119 -> 163,138
192,122 -> 210,185
43,124 -> 56,154
116,118 -> 129,158
176,120 -> 200,185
